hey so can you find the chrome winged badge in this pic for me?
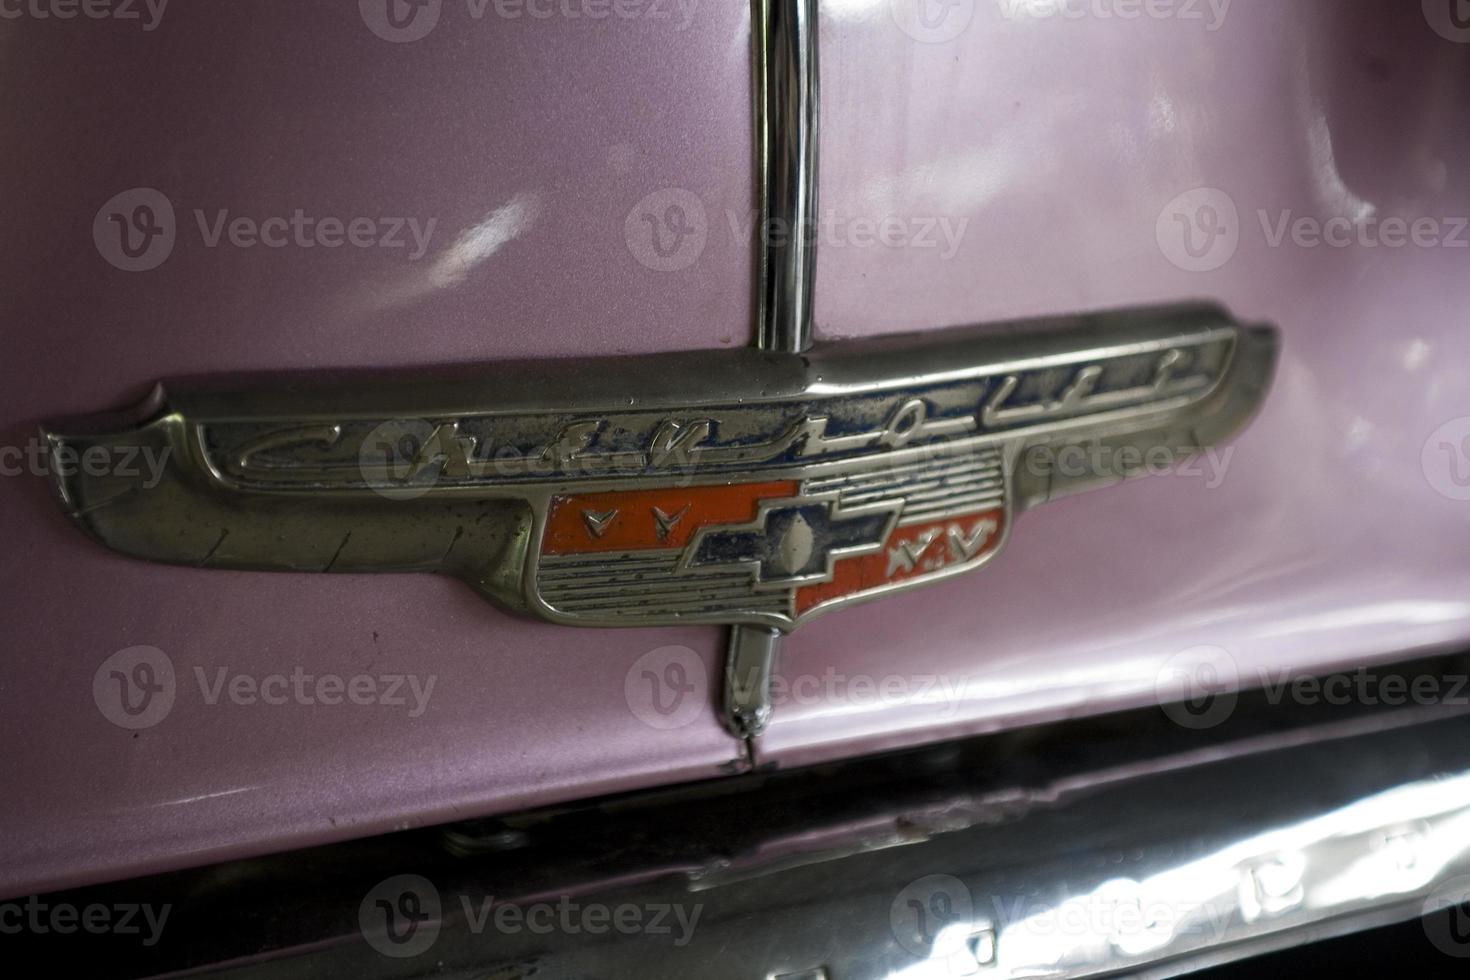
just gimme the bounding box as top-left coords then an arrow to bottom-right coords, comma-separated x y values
44,304 -> 1276,632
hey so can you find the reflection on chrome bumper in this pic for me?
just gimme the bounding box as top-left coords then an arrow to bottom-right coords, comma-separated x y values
17,657 -> 1470,979
388,706 -> 1470,978
885,769 -> 1470,979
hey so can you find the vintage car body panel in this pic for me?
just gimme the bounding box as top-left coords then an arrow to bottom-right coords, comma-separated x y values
0,1 -> 752,897
766,0 -> 1470,764
4,0 -> 1470,904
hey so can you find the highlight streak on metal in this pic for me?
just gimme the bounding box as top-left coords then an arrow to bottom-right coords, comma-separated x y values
753,0 -> 819,356
729,0 -> 822,742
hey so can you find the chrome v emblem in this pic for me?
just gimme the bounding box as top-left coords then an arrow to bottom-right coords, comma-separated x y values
652,505 -> 690,540
581,510 -> 618,539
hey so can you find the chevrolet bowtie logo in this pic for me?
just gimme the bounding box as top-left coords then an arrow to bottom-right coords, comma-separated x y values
41,304 -> 1277,632
687,496 -> 899,587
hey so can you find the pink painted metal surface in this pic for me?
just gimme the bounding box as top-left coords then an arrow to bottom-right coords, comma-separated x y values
764,0 -> 1470,765
0,1 -> 751,897
5,0 -> 1470,900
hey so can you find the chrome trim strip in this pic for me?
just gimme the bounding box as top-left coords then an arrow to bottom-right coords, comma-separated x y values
753,0 -> 819,355
735,0 -> 821,739
724,624 -> 781,740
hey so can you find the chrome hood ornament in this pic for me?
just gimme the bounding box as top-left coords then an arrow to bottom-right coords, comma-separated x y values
43,304 -> 1276,632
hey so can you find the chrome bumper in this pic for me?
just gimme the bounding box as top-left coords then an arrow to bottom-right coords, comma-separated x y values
19,654 -> 1470,978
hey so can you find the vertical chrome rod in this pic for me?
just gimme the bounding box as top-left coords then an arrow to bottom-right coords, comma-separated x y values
753,0 -> 819,355
725,0 -> 821,741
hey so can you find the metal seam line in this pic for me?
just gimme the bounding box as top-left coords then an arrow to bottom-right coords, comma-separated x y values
724,0 -> 821,743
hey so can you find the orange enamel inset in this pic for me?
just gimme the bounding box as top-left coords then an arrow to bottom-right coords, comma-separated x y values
542,482 -> 800,555
794,509 -> 1006,616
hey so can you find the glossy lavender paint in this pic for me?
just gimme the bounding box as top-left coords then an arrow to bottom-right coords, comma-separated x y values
766,0 -> 1470,765
5,0 -> 1470,900
0,1 -> 752,897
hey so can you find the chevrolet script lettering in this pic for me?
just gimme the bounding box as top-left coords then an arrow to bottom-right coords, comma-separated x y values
44,304 -> 1276,631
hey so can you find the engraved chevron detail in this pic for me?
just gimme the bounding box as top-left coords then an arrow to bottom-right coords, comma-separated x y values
652,505 -> 690,541
582,509 -> 618,539
887,530 -> 941,576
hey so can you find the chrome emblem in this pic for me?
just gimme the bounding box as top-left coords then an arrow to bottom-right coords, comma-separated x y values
44,0 -> 1280,741
43,305 -> 1276,633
